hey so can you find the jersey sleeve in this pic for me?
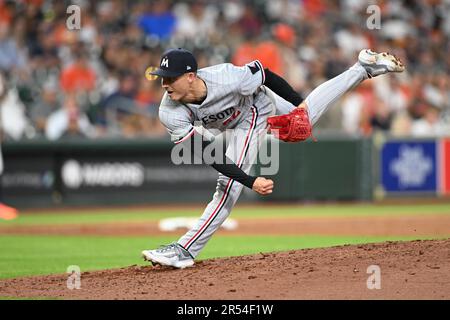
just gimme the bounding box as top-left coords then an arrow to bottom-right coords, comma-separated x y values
159,98 -> 195,144
235,60 -> 266,96
262,86 -> 296,115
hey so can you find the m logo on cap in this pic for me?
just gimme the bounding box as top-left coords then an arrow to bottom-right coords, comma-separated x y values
161,58 -> 169,68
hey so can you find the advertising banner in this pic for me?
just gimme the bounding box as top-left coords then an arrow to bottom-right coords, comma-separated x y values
380,141 -> 437,194
1,155 -> 55,196
441,139 -> 450,196
58,155 -> 218,204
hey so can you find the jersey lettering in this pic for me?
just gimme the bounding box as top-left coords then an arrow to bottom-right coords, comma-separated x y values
202,107 -> 235,125
223,110 -> 241,126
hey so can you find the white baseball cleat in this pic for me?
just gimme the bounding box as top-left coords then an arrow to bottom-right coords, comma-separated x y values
142,243 -> 194,269
358,49 -> 405,78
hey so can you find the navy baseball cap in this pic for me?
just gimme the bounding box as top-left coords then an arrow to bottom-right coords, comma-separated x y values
150,48 -> 198,78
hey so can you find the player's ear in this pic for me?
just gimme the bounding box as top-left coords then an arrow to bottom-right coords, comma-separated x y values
187,72 -> 196,83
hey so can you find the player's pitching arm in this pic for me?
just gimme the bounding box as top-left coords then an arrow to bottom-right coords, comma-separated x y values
182,133 -> 274,195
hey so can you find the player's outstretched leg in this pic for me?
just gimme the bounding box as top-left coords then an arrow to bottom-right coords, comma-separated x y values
358,49 -> 405,78
303,48 -> 405,126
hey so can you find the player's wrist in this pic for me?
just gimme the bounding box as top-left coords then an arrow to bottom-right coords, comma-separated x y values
248,176 -> 258,189
296,102 -> 308,109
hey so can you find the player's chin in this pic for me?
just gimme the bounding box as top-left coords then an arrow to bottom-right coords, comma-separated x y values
168,92 -> 180,101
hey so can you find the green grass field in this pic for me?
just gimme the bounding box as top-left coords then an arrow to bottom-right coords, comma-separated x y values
0,203 -> 449,280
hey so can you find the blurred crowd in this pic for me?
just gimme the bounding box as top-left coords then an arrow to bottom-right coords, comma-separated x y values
0,0 -> 449,141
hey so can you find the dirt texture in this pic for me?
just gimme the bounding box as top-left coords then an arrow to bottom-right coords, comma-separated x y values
0,239 -> 449,300
1,215 -> 450,237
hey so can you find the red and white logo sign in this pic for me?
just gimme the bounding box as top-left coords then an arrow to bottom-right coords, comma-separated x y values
441,139 -> 450,195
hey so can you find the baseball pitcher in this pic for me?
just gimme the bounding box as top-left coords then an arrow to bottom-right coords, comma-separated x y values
142,48 -> 404,268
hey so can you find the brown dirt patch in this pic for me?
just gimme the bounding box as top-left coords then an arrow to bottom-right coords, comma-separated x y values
1,215 -> 449,237
19,198 -> 450,214
0,239 -> 449,300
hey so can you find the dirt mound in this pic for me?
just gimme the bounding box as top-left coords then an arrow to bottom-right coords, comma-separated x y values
1,239 -> 449,300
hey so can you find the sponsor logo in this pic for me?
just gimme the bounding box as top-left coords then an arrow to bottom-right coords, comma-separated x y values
62,160 -> 144,189
390,145 -> 432,188
2,171 -> 54,189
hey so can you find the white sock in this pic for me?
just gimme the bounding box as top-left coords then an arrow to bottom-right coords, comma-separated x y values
305,63 -> 368,126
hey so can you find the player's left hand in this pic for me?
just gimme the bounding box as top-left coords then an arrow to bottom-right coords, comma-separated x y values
267,106 -> 313,142
252,177 -> 274,195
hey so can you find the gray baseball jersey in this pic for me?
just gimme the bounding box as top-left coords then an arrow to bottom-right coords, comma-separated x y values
159,60 -> 277,143
158,60 -> 296,257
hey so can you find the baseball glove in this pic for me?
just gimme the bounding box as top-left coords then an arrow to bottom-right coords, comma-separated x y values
267,107 -> 314,142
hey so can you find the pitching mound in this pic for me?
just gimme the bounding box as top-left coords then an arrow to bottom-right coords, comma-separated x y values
0,239 -> 449,300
